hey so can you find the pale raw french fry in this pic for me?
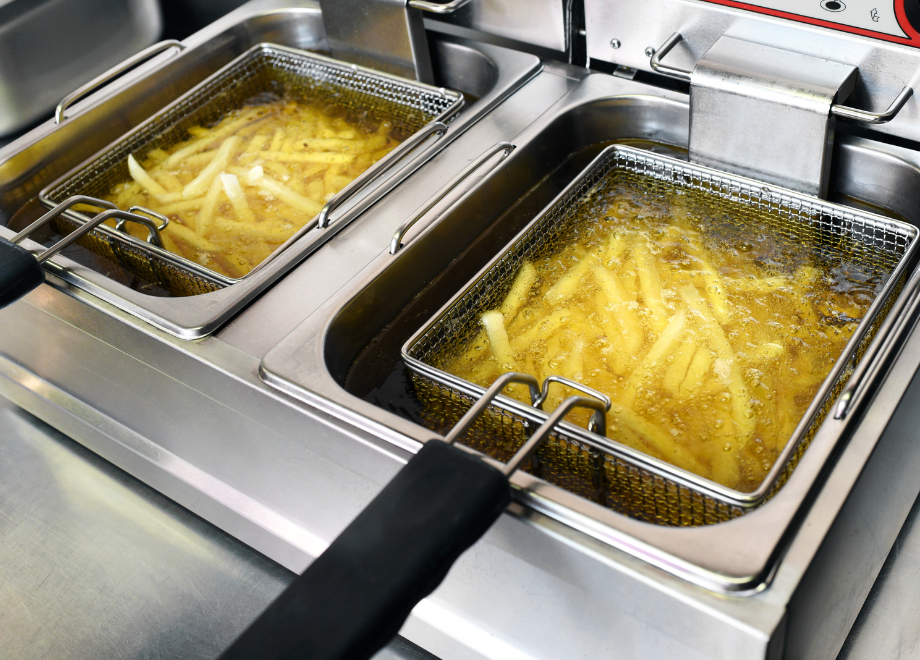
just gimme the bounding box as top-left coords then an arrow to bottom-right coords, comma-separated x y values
546,254 -> 595,304
509,308 -> 570,353
662,340 -> 696,395
166,222 -> 221,253
197,176 -> 225,234
127,154 -> 167,196
165,112 -> 257,166
593,267 -> 644,355
679,347 -> 713,395
154,191 -> 184,204
262,151 -> 355,165
157,198 -> 205,214
183,136 -> 240,199
683,235 -> 731,325
269,128 -> 285,152
255,174 -> 324,216
609,403 -> 708,475
220,173 -> 255,224
622,310 -> 686,405
500,262 -> 538,320
153,170 -> 183,193
680,284 -> 754,439
481,310 -> 516,368
633,239 -> 668,331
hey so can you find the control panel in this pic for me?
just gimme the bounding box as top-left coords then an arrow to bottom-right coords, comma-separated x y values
699,0 -> 920,47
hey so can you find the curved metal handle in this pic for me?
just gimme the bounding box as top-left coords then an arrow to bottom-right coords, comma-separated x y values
534,375 -> 612,431
649,32 -> 693,82
835,267 -> 920,420
408,0 -> 473,13
118,206 -> 169,248
11,196 -> 115,244
831,87 -> 914,124
502,396 -> 608,476
390,141 -> 514,254
34,209 -> 160,264
55,40 -> 185,123
443,372 -> 541,446
317,121 -> 448,229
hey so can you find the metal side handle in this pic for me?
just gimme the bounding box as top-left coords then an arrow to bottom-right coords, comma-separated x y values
831,87 -> 913,124
1,199 -> 166,308
408,0 -> 474,13
55,40 -> 185,123
317,121 -> 448,229
649,32 -> 693,82
390,141 -> 514,254
835,268 -> 920,420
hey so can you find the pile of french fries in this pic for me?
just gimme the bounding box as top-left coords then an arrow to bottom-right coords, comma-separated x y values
101,98 -> 400,278
443,186 -> 877,491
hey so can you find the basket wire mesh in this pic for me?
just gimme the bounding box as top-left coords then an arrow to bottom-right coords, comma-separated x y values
403,145 -> 917,526
40,43 -> 462,297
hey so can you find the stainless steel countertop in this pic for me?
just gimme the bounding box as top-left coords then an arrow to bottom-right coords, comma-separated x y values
1,389 -> 918,659
0,395 -> 434,660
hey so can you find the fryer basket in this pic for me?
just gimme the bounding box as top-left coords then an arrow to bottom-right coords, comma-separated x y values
40,43 -> 463,297
402,144 -> 918,526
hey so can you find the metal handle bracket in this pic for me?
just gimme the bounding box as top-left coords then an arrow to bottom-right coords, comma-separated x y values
408,0 -> 474,13
390,141 -> 514,254
55,40 -> 185,124
831,87 -> 914,124
649,32 -> 692,82
317,121 -> 448,229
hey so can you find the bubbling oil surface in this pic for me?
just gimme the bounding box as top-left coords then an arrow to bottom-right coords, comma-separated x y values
440,178 -> 893,492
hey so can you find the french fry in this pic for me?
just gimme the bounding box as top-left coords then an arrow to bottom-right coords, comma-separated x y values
255,173 -> 324,216
482,310 -> 516,368
633,239 -> 669,331
220,173 -> 255,224
500,262 -> 538,320
183,136 -> 240,199
680,284 -> 754,440
127,154 -> 166,196
662,340 -> 696,395
546,254 -> 595,304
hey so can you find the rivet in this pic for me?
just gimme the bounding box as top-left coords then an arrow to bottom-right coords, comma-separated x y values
645,46 -> 655,57
610,39 -> 621,49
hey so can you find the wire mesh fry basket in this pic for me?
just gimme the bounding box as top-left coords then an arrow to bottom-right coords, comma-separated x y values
402,144 -> 918,526
39,43 -> 463,297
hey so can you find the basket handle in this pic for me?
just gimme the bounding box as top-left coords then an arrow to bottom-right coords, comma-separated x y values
218,377 -> 604,660
1,197 -> 173,308
2,199 -> 153,308
389,141 -> 515,254
317,121 -> 449,229
55,40 -> 185,124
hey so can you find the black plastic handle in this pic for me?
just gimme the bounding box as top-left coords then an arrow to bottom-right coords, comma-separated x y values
219,440 -> 511,660
0,237 -> 44,309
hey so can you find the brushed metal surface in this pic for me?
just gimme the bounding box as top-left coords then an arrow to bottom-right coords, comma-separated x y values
689,36 -> 858,195
0,0 -> 160,136
0,394 -> 437,659
319,0 -> 434,82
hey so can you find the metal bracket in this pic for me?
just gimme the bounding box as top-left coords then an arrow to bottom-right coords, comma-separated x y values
650,32 -> 913,197
319,0 -> 434,83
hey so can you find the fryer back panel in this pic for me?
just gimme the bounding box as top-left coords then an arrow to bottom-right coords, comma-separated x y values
40,43 -> 462,297
403,145 -> 917,526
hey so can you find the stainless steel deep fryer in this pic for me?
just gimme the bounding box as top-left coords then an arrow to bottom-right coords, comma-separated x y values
39,43 -> 464,298
403,144 -> 919,526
